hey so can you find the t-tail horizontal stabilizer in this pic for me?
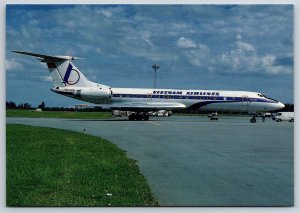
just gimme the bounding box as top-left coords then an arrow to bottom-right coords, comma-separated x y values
12,50 -> 83,62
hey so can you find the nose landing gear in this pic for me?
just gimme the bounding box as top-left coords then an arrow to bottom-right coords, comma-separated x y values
250,113 -> 266,123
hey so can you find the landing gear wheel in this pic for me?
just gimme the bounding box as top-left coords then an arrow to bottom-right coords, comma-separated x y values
136,114 -> 143,121
128,114 -> 136,121
250,117 -> 256,123
143,114 -> 149,121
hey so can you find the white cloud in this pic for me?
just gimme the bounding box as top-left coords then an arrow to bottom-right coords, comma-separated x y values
175,37 -> 292,76
183,47 -> 211,68
215,42 -> 292,75
236,41 -> 255,52
101,10 -> 112,18
261,55 -> 292,74
176,37 -> 197,48
176,37 -> 212,68
265,65 -> 292,75
39,76 -> 52,82
5,59 -> 23,71
141,31 -> 153,46
261,54 -> 276,67
236,34 -> 242,40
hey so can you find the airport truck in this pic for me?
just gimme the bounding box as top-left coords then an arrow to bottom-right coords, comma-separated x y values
274,112 -> 294,122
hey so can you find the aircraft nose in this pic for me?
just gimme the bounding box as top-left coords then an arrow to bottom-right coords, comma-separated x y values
278,102 -> 285,109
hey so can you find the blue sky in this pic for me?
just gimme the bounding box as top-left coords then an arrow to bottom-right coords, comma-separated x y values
6,4 -> 294,107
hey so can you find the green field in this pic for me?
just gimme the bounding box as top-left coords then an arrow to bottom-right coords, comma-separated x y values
6,109 -> 112,119
7,124 -> 158,207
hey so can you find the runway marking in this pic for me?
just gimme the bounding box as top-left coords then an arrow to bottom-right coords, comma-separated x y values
146,121 -> 160,126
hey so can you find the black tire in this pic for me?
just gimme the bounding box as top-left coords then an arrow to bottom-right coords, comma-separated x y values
289,119 -> 294,122
250,118 -> 256,123
143,114 -> 150,121
128,114 -> 136,121
136,114 -> 143,121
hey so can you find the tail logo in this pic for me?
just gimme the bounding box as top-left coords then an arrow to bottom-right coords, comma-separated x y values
63,63 -> 80,85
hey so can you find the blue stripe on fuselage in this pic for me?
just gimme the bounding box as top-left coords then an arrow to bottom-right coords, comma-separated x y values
111,94 -> 276,103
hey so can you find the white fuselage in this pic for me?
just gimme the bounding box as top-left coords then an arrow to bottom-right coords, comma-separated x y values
52,86 -> 285,112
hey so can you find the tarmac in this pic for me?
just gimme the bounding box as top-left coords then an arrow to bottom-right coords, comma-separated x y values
6,116 -> 294,206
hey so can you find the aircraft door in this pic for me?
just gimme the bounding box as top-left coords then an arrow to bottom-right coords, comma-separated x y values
147,93 -> 152,101
242,96 -> 249,105
241,96 -> 250,111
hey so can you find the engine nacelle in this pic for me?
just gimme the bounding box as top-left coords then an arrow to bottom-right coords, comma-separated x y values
73,88 -> 111,103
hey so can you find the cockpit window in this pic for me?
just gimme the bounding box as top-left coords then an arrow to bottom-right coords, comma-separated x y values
258,93 -> 267,98
258,93 -> 278,102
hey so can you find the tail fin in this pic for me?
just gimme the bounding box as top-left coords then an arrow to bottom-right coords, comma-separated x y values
12,51 -> 103,88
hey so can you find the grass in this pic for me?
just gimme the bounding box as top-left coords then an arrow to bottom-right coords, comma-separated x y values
6,109 -> 112,119
6,124 -> 159,207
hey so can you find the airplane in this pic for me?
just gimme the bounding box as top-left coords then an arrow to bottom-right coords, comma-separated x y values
12,50 -> 285,122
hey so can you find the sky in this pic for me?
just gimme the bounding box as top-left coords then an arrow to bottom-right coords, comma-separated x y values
6,4 -> 294,107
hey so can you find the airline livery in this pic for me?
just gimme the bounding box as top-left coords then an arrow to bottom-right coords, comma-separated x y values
13,51 -> 285,122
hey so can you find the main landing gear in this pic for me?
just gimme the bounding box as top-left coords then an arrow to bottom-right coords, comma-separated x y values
128,113 -> 149,121
250,113 -> 266,123
250,115 -> 256,123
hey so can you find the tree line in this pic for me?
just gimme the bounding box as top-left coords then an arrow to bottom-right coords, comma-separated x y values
6,101 -> 110,112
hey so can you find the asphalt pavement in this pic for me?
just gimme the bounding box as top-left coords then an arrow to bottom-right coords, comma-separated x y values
6,116 -> 294,206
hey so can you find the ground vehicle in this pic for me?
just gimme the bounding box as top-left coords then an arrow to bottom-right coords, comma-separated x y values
274,112 -> 294,122
157,110 -> 172,117
208,112 -> 218,120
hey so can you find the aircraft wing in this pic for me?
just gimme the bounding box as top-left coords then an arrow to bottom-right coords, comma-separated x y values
110,102 -> 186,112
